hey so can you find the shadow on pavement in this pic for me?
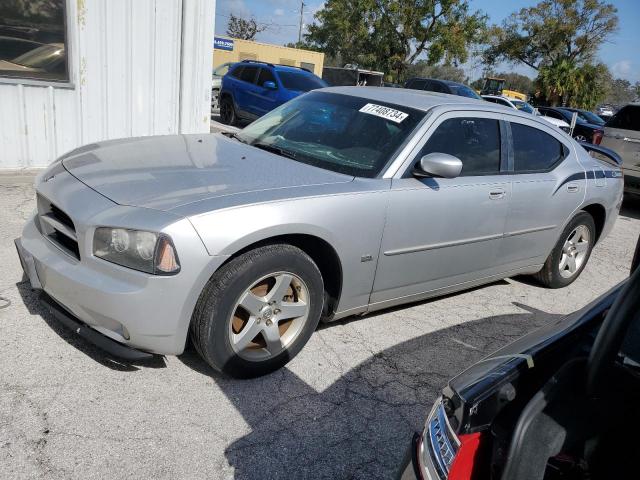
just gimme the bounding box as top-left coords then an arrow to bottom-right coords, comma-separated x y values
16,279 -> 167,371
179,302 -> 561,479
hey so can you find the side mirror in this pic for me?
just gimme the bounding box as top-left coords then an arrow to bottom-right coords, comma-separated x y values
414,153 -> 463,179
263,81 -> 277,90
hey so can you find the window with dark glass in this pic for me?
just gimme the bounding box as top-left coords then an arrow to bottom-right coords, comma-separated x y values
418,117 -> 501,176
230,66 -> 244,79
257,68 -> 276,87
239,66 -> 258,83
0,0 -> 68,82
511,123 -> 566,172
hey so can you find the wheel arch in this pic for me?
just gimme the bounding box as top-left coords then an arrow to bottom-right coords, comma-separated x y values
581,203 -> 606,243
214,233 -> 344,320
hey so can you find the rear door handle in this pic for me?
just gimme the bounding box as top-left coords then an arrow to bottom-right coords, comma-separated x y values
624,137 -> 640,144
567,184 -> 579,193
489,189 -> 506,200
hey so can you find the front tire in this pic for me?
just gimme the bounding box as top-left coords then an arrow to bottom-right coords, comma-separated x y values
532,211 -> 596,288
219,96 -> 237,125
190,244 -> 324,378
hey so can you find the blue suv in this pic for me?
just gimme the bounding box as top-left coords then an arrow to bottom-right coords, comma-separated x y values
219,60 -> 327,125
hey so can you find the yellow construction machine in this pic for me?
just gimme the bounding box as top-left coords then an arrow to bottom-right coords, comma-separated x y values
480,77 -> 527,101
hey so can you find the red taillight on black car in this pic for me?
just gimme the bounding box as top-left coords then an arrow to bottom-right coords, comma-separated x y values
592,130 -> 603,145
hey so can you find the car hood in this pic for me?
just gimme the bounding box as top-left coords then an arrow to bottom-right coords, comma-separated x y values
61,134 -> 354,211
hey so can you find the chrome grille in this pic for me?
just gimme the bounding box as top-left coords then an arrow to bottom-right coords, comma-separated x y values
37,194 -> 80,260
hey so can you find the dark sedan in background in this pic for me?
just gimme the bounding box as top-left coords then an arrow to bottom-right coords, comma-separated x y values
536,107 -> 605,144
399,228 -> 640,480
404,77 -> 482,100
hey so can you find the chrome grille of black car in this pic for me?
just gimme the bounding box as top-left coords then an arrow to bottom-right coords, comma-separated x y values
37,194 -> 80,260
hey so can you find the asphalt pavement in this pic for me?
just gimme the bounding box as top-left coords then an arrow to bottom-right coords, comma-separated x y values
1,175 -> 639,479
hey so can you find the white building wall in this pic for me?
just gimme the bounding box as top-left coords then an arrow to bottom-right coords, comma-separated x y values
0,0 -> 215,169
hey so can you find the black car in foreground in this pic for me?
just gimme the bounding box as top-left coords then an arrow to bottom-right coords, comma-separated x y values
537,107 -> 605,144
399,232 -> 640,480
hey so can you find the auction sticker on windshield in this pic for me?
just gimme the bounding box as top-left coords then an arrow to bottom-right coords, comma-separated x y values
359,103 -> 409,123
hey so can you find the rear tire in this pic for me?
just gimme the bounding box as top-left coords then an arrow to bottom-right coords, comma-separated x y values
219,96 -> 237,126
190,244 -> 324,378
532,211 -> 596,288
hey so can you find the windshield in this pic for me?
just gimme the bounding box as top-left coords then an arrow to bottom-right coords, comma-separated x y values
235,91 -> 425,177
213,63 -> 230,77
450,85 -> 482,99
11,44 -> 64,69
576,110 -> 605,125
277,71 -> 327,92
511,100 -> 535,114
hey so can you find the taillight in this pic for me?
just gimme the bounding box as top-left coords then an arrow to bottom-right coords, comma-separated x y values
592,130 -> 603,145
448,433 -> 482,480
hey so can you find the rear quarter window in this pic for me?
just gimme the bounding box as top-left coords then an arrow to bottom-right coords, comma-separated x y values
511,123 -> 567,172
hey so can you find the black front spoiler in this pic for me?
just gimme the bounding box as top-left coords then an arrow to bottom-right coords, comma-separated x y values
39,293 -> 154,361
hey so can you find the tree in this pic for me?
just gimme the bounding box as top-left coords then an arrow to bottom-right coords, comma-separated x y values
605,78 -> 636,105
484,0 -> 618,71
226,14 -> 267,41
306,0 -> 487,81
535,61 -> 610,109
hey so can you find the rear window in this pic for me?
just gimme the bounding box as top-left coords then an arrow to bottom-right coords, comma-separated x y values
606,105 -> 640,131
278,71 -> 326,92
511,123 -> 567,172
406,79 -> 427,90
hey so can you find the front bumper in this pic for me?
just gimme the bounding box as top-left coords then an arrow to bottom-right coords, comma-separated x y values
17,206 -> 225,357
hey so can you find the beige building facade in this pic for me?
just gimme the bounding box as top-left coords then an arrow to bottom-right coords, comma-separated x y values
213,36 -> 324,76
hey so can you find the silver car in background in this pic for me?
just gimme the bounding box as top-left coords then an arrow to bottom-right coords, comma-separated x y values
16,87 -> 624,377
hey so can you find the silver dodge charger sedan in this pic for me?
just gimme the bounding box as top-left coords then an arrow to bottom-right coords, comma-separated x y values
16,87 -> 624,377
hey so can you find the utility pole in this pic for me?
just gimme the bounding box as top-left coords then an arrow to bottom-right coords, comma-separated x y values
297,1 -> 305,45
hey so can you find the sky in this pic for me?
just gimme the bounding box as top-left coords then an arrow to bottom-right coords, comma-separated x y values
213,0 -> 640,83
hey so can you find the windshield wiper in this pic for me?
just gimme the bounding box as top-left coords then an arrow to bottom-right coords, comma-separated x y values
221,131 -> 248,144
252,142 -> 297,160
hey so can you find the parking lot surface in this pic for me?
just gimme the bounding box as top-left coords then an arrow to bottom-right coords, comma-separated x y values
1,176 -> 639,480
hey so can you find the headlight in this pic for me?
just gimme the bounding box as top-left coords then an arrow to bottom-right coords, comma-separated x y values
93,227 -> 180,275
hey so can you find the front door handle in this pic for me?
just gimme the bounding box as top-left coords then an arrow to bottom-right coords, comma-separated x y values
489,189 -> 506,200
624,137 -> 640,144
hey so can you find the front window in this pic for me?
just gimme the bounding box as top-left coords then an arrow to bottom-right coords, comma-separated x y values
277,71 -> 327,92
416,117 -> 502,176
235,91 -> 426,177
0,0 -> 69,82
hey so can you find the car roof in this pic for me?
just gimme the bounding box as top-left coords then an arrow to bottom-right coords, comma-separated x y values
319,86 -> 552,124
232,61 -> 313,74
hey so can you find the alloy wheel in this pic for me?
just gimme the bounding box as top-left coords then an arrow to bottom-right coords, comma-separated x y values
228,272 -> 310,361
559,225 -> 591,278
